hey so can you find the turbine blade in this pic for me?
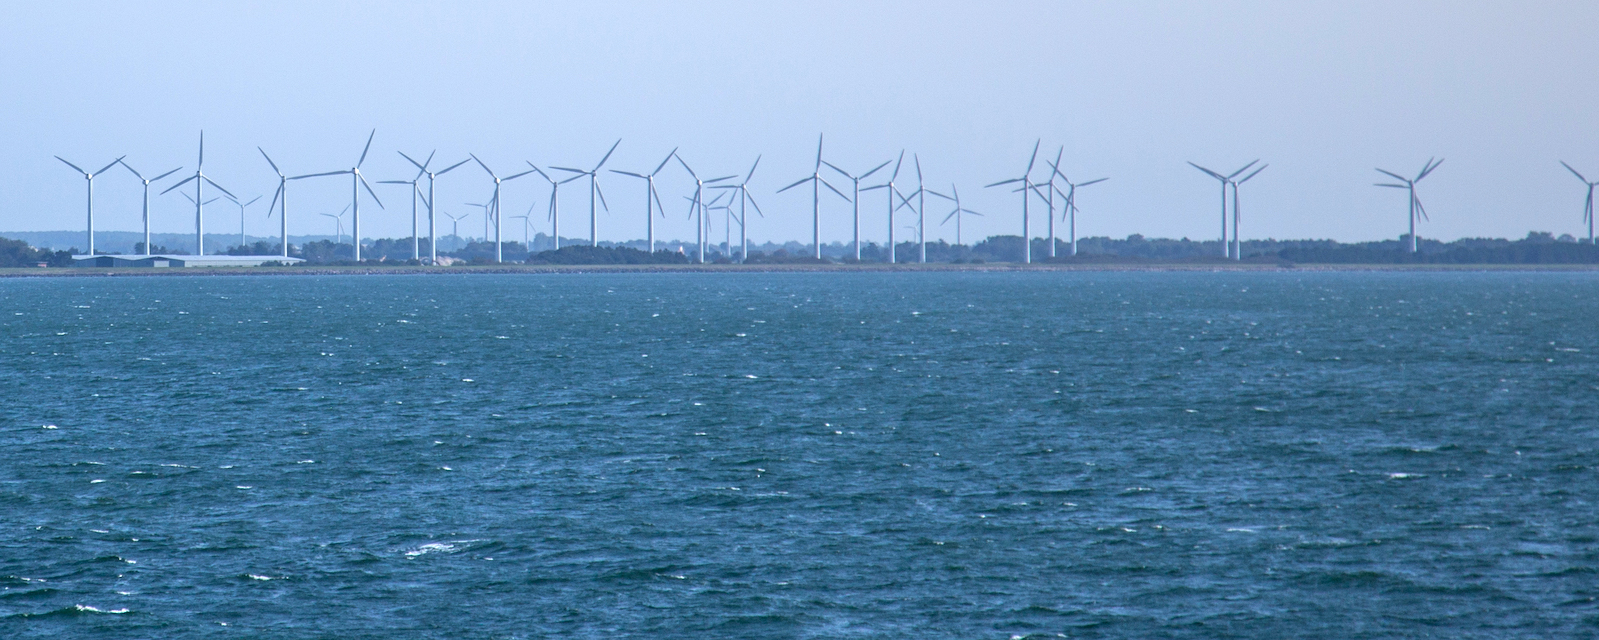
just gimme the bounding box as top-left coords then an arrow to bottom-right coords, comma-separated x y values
860,159 -> 891,180
290,170 -> 349,180
777,176 -> 811,193
747,193 -> 764,218
471,154 -> 496,177
1417,158 -> 1444,181
360,175 -> 384,207
548,166 -> 585,174
654,148 -> 679,176
1188,162 -> 1225,180
116,159 -> 143,179
595,181 -> 609,211
1375,168 -> 1409,182
985,178 -> 1022,188
593,139 -> 621,171
744,155 -> 760,182
258,147 -> 282,175
915,154 -> 923,183
821,159 -> 849,178
1237,165 -> 1266,184
160,175 -> 198,194
398,150 -> 425,171
94,156 -> 125,176
1025,139 -> 1040,175
267,185 -> 282,217
1374,183 -> 1409,188
651,183 -> 666,217
357,129 -> 375,167
707,175 -> 737,183
1079,177 -> 1108,187
674,154 -> 697,180
1226,160 -> 1259,179
437,158 -> 472,175
814,132 -> 824,171
559,174 -> 585,185
822,178 -> 849,201
56,157 -> 87,174
203,176 -> 236,198
1561,160 -> 1588,183
927,189 -> 952,201
612,170 -> 646,178
504,169 -> 537,181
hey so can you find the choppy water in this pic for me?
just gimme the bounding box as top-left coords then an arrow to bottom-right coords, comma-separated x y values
1,272 -> 1596,638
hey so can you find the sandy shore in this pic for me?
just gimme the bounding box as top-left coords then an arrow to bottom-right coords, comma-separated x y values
3,262 -> 1599,278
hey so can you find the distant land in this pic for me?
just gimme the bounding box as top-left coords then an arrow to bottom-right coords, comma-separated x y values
3,231 -> 1598,268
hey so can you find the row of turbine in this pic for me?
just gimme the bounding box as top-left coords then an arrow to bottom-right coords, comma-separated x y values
53,131 -> 1115,263
55,131 -> 1599,262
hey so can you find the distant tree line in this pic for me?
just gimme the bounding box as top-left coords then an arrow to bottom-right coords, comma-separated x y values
0,237 -> 75,267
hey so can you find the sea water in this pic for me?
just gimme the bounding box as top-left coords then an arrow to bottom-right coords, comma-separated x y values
0,272 -> 1595,638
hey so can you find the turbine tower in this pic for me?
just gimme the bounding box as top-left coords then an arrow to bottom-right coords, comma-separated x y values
116,160 -> 181,255
56,155 -> 125,256
320,207 -> 348,246
1561,161 -> 1597,243
1228,165 -> 1267,260
468,155 -> 537,263
710,157 -> 766,262
161,133 -> 234,256
777,134 -> 848,260
1375,158 -> 1444,253
550,139 -> 621,247
401,151 -> 472,264
861,151 -> 911,263
259,148 -> 293,257
290,130 -> 383,261
822,157 -> 890,261
985,140 -> 1043,264
610,148 -> 678,253
1188,160 -> 1258,258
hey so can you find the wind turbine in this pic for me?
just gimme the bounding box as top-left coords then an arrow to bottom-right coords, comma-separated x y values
822,157 -> 891,261
527,164 -> 581,251
258,148 -> 294,257
683,190 -> 730,262
1228,165 -> 1267,260
1561,161 -> 1597,244
550,139 -> 621,247
509,214 -> 534,250
862,151 -> 912,263
675,154 -> 736,263
116,160 -> 181,255
401,151 -> 472,264
1188,160 -> 1258,258
1375,158 -> 1444,253
1046,162 -> 1108,257
56,155 -> 125,256
290,130 -> 383,261
777,134 -> 849,260
468,155 -> 537,263
465,200 -> 493,244
1042,147 -> 1065,258
379,154 -> 429,261
985,140 -> 1043,263
709,157 -> 766,262
161,132 -> 235,255
320,206 -> 348,246
610,148 -> 677,253
224,195 -> 261,251
929,184 -> 983,247
444,211 -> 468,251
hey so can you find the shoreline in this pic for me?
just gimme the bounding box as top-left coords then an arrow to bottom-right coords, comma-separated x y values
3,262 -> 1599,278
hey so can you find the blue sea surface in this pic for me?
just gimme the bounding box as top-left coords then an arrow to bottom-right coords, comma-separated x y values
1,272 -> 1596,638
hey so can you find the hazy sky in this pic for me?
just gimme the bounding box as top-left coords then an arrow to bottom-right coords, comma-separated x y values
4,1 -> 1597,246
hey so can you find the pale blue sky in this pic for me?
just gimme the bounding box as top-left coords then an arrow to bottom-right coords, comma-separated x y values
3,1 -> 1597,245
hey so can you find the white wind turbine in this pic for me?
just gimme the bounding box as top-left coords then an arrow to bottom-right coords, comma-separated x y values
1560,161 -> 1597,244
400,151 -> 472,264
468,155 -> 537,263
509,214 -> 534,251
161,133 -> 235,256
777,134 -> 849,260
675,154 -> 736,263
822,157 -> 891,261
526,164 -> 582,251
56,155 -> 125,256
258,148 -> 294,257
709,157 -> 766,262
861,151 -> 912,263
893,155 -> 934,262
610,148 -> 678,253
290,130 -> 383,261
1189,159 -> 1259,258
444,211 -> 468,251
379,152 -> 429,261
985,140 -> 1043,264
224,194 -> 261,251
115,160 -> 182,255
1227,164 -> 1266,260
1375,158 -> 1444,253
550,139 -> 621,247
1044,156 -> 1108,257
928,184 -> 983,247
320,205 -> 349,246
